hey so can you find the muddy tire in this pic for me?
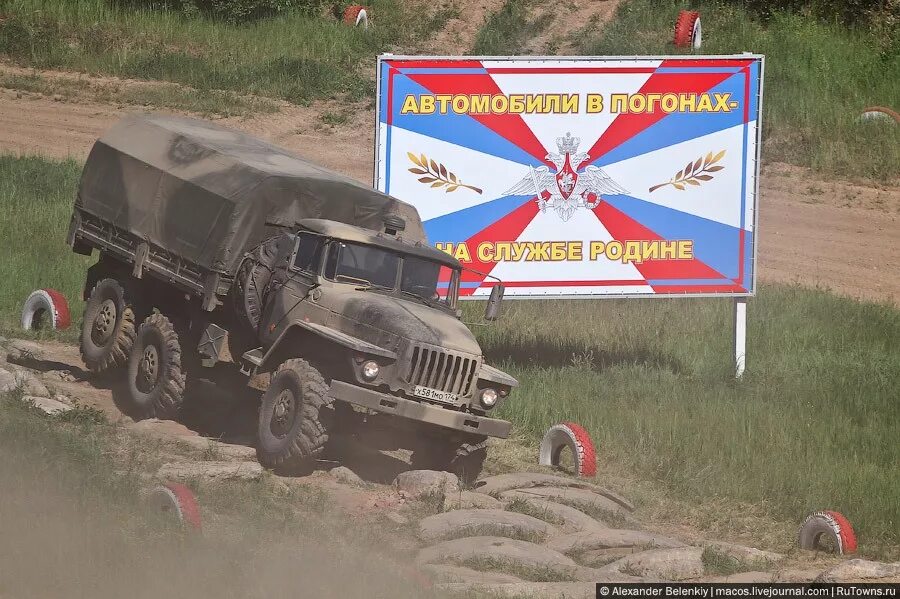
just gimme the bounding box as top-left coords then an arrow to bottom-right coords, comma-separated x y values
80,278 -> 136,373
125,313 -> 186,420
256,359 -> 332,472
411,434 -> 488,487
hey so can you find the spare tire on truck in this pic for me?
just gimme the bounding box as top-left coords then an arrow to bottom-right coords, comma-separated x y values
232,236 -> 284,333
80,278 -> 136,373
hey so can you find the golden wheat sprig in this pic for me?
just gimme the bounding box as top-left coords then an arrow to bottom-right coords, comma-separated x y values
649,150 -> 726,193
407,152 -> 483,194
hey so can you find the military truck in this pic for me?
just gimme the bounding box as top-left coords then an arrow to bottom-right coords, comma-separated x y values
67,115 -> 517,483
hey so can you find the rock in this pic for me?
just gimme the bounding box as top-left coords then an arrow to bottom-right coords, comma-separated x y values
394,470 -> 458,500
23,395 -> 72,415
474,473 -> 635,512
772,569 -> 822,582
418,509 -> 558,543
0,367 -> 16,393
436,581 -> 597,599
547,529 -> 685,555
505,497 -> 606,532
701,541 -> 784,564
0,367 -> 49,397
499,487 -> 634,519
329,465 -> 365,486
444,490 -> 503,511
16,370 -> 50,397
45,370 -> 78,383
172,435 -> 258,460
158,460 -> 264,482
422,563 -> 524,584
705,572 -> 776,583
600,547 -> 705,581
815,559 -> 900,582
417,536 -> 579,573
385,512 -> 408,525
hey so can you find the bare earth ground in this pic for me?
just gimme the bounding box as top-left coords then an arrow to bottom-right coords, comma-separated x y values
3,65 -> 898,304
5,337 -> 899,593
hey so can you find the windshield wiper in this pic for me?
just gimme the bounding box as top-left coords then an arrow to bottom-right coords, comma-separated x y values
399,289 -> 442,307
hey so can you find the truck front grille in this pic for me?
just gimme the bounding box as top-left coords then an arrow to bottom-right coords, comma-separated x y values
407,346 -> 478,396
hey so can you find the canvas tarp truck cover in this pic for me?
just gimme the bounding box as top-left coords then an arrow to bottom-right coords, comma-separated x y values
76,114 -> 426,276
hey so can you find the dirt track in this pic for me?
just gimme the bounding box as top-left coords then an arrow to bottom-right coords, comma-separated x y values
3,80 -> 898,304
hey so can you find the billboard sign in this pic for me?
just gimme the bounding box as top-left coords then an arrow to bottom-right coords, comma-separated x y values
375,55 -> 763,298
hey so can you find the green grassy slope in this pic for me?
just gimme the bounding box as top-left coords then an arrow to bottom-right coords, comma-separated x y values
582,1 -> 900,181
0,0 -> 439,103
2,155 -> 898,554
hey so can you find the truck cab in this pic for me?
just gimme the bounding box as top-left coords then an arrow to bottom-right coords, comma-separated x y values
246,219 -> 517,481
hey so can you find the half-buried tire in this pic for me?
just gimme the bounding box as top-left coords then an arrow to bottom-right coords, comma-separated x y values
674,10 -> 701,49
257,359 -> 332,472
148,482 -> 202,532
539,422 -> 597,478
80,278 -> 136,373
21,288 -> 71,331
798,511 -> 858,554
125,313 -> 186,420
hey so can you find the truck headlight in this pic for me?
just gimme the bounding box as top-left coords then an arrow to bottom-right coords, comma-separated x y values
361,360 -> 379,381
480,388 -> 499,408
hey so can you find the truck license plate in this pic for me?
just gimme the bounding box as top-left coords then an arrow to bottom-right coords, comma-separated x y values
413,385 -> 459,404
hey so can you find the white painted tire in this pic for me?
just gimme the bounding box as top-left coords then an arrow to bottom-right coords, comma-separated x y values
798,511 -> 857,554
21,289 -> 71,331
148,482 -> 202,531
539,422 -> 597,477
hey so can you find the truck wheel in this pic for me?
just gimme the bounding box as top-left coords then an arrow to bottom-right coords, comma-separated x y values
80,278 -> 136,373
256,359 -> 332,472
125,313 -> 186,420
411,435 -> 488,487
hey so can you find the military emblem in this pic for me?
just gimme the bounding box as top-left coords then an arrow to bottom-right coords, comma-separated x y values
504,133 -> 628,221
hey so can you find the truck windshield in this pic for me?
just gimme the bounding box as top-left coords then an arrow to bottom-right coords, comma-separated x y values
324,241 -> 458,307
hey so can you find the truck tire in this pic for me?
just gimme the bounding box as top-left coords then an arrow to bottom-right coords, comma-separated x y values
798,511 -> 857,554
80,278 -> 136,373
411,434 -> 488,487
125,313 -> 186,420
256,359 -> 332,471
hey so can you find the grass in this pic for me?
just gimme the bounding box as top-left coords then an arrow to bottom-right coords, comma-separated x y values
0,155 -> 90,338
469,0 -> 550,56
466,287 -> 900,555
576,0 -> 900,182
505,498 -> 567,526
457,556 -> 577,582
701,546 -> 758,576
0,0 -> 440,104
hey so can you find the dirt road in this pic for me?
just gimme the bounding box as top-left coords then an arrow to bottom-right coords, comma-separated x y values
3,80 -> 898,304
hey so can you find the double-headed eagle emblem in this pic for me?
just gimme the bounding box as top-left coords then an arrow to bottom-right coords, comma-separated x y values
504,133 -> 628,221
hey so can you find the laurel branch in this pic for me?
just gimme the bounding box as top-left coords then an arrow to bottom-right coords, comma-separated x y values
407,152 -> 483,194
649,150 -> 726,193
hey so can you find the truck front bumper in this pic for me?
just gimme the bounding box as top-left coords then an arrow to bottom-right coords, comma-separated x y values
328,380 -> 511,439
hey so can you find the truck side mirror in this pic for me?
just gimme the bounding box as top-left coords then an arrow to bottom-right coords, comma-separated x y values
484,284 -> 504,321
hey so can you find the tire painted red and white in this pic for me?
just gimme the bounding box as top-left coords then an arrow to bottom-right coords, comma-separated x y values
859,106 -> 899,124
343,5 -> 369,28
674,10 -> 702,49
148,482 -> 202,532
798,511 -> 857,554
539,421 -> 597,478
21,289 -> 71,331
